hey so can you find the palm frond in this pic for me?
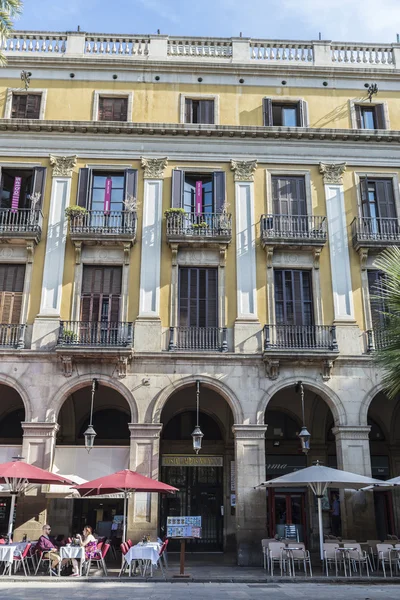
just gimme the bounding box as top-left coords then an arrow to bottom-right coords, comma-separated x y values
0,1 -> 23,66
0,0 -> 22,17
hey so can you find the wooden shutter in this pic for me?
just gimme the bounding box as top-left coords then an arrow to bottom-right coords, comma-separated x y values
273,177 -> 306,216
76,168 -> 91,208
98,97 -> 114,121
31,167 -> 46,209
375,179 -> 396,219
368,270 -> 386,328
178,267 -> 217,327
199,100 -> 214,124
0,264 -> 25,324
11,95 -> 26,119
184,98 -> 193,123
124,169 -> 138,200
375,104 -> 386,129
171,169 -> 184,208
360,177 -> 370,217
25,95 -> 41,119
81,266 -> 122,322
262,98 -> 273,126
112,98 -> 128,122
274,269 -> 313,326
298,100 -> 307,127
354,105 -> 362,128
213,171 -> 226,212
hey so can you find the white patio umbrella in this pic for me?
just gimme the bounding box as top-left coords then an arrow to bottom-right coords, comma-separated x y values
256,463 -> 388,560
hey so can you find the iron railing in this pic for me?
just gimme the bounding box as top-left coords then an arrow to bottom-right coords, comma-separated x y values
58,321 -> 133,347
166,212 -> 232,238
169,326 -> 228,352
0,324 -> 25,348
351,217 -> 400,244
261,214 -> 327,242
367,328 -> 391,352
264,324 -> 338,351
0,209 -> 43,234
69,210 -> 137,236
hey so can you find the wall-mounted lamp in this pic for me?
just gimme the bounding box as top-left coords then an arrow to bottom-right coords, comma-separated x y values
191,380 -> 204,454
84,378 -> 98,453
295,381 -> 311,454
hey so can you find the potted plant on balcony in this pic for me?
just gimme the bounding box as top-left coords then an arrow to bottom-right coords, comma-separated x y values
219,201 -> 231,233
62,329 -> 78,344
164,208 -> 186,231
123,194 -> 140,231
192,221 -> 209,234
65,205 -> 88,228
27,192 -> 41,228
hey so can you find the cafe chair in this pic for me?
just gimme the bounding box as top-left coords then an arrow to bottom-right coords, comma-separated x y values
268,542 -> 287,576
34,549 -> 53,576
366,540 -> 381,570
127,539 -> 133,548
12,543 -> 31,576
377,543 -> 395,577
161,538 -> 169,569
261,539 -> 275,571
347,543 -> 370,576
143,541 -> 167,579
323,542 -> 340,577
118,542 -> 130,577
85,543 -> 110,577
289,543 -> 312,577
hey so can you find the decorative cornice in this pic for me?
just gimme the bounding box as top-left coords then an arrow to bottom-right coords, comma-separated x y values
231,159 -> 257,182
232,424 -> 268,439
319,162 -> 347,185
332,425 -> 371,440
129,423 -> 163,439
141,156 -> 168,179
49,154 -> 77,178
21,421 -> 60,438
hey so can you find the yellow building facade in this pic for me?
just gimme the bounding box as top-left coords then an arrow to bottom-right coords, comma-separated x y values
0,32 -> 399,564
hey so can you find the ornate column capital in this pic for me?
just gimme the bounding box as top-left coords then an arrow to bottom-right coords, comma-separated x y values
141,157 -> 168,179
232,424 -> 268,439
231,159 -> 257,182
22,421 -> 60,439
129,423 -> 163,439
49,154 -> 77,178
332,425 -> 371,441
319,162 -> 347,185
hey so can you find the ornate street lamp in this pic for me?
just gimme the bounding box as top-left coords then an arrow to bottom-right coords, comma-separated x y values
191,380 -> 204,454
295,381 -> 311,454
84,378 -> 98,453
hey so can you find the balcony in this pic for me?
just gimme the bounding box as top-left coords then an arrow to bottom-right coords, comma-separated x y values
168,326 -> 228,352
57,321 -> 133,348
166,212 -> 232,247
69,211 -> 137,245
351,217 -> 400,251
366,328 -> 390,352
0,324 -> 26,349
0,209 -> 43,244
261,214 -> 327,249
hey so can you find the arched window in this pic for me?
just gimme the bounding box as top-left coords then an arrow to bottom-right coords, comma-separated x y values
0,408 -> 25,439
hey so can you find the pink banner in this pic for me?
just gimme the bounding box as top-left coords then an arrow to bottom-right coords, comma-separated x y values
195,181 -> 202,216
104,177 -> 112,213
11,177 -> 22,213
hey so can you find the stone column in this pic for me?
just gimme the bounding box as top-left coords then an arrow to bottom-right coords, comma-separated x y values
135,157 -> 168,352
32,155 -> 77,350
128,424 -> 163,542
13,422 -> 59,541
233,424 -> 267,566
231,160 -> 261,353
333,425 -> 377,540
319,162 -> 361,355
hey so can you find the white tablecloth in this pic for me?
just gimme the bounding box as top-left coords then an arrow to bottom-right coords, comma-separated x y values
60,546 -> 85,561
125,543 -> 160,566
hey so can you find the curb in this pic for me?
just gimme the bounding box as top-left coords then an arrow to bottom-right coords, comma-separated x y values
2,576 -> 400,584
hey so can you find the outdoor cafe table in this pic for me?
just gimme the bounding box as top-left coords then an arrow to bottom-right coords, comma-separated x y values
335,547 -> 358,577
282,546 -> 305,577
0,542 -> 28,576
59,546 -> 85,576
124,543 -> 161,577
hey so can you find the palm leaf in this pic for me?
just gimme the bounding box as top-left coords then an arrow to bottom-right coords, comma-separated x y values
0,1 -> 22,66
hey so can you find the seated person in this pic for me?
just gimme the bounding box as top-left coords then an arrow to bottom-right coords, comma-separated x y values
70,526 -> 98,577
36,524 -> 61,575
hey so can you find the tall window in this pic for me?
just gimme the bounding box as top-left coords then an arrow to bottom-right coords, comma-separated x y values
179,267 -> 218,328
272,176 -> 307,216
368,270 -> 388,329
355,104 -> 385,129
263,99 -> 306,127
360,178 -> 397,235
274,270 -> 313,326
11,94 -> 41,119
81,266 -> 122,323
184,175 -> 213,214
91,173 -> 124,213
184,99 -> 215,124
0,264 -> 25,324
98,97 -> 128,122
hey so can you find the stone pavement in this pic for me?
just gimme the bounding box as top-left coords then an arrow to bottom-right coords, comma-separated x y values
1,581 -> 400,600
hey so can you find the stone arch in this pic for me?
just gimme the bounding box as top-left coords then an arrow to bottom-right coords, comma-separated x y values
256,376 -> 346,426
0,374 -> 32,422
358,383 -> 387,426
148,375 -> 244,425
46,375 -> 139,424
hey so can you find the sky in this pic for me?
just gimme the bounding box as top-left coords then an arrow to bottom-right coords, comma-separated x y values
15,0 -> 400,43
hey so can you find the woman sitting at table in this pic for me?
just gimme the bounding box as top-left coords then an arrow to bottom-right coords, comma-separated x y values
70,526 -> 98,577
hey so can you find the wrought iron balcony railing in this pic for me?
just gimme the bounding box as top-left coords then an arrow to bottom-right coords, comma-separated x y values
0,209 -> 43,237
69,210 -> 137,237
166,212 -> 232,241
261,214 -> 327,245
351,217 -> 400,249
264,324 -> 338,351
0,324 -> 26,348
169,326 -> 228,352
366,328 -> 391,352
58,321 -> 133,347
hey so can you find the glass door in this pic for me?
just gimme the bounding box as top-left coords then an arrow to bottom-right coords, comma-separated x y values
269,491 -> 306,543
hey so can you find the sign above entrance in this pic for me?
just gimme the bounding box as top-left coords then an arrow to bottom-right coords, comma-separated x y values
162,455 -> 223,467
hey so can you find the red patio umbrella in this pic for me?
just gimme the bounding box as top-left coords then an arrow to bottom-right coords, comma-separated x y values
0,458 -> 74,539
74,469 -> 178,542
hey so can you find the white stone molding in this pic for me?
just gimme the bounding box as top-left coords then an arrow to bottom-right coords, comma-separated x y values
232,424 -> 268,439
321,163 -> 355,321
349,98 -> 390,130
138,179 -> 163,317
170,244 -> 179,330
4,88 -> 47,119
322,359 -> 334,381
265,168 -> 313,215
265,358 -> 280,380
21,422 -> 59,471
60,356 -> 73,377
319,162 -> 347,185
332,426 -> 371,441
49,154 -> 77,178
92,90 -> 134,122
235,181 -> 258,319
116,357 -> 128,379
141,156 -> 168,179
231,159 -> 257,182
353,171 -> 400,219
177,248 -> 220,266
179,93 -> 220,124
20,250 -> 34,327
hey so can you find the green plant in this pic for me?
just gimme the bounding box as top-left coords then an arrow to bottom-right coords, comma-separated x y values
164,208 -> 185,217
192,222 -> 209,229
65,206 -> 88,218
62,329 -> 78,342
0,1 -> 22,66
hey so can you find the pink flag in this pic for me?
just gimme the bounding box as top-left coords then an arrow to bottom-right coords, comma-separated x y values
104,177 -> 112,213
195,181 -> 202,216
11,177 -> 22,213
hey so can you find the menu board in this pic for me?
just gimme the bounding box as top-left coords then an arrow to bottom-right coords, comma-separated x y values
167,516 -> 202,538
